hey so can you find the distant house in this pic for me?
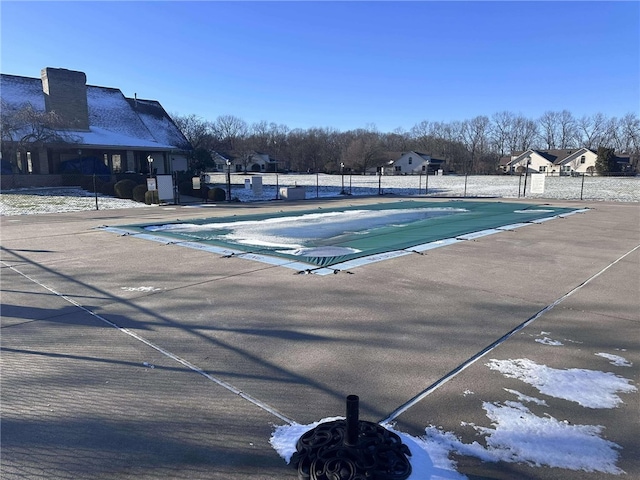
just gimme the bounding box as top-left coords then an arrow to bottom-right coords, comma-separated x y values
368,151 -> 446,175
503,148 -> 632,176
210,151 -> 278,173
1,67 -> 192,188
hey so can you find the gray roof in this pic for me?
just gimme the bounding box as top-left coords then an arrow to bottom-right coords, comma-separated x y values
1,73 -> 191,151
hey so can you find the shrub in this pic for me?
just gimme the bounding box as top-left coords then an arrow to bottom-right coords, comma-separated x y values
208,187 -> 226,201
144,190 -> 159,205
132,184 -> 147,203
114,179 -> 137,199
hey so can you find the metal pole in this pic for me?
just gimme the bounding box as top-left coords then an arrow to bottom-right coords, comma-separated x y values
522,161 -> 530,198
226,162 -> 231,201
349,170 -> 352,194
463,173 -> 468,197
316,171 -> 319,198
580,173 -> 585,200
275,161 -> 279,200
345,395 -> 359,446
418,171 -> 422,194
425,167 -> 430,195
518,173 -> 522,198
378,170 -> 382,195
340,163 -> 345,194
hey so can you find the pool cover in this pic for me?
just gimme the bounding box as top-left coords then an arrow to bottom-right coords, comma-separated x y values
106,201 -> 583,272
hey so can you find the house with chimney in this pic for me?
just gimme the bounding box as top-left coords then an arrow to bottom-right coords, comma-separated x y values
1,67 -> 192,188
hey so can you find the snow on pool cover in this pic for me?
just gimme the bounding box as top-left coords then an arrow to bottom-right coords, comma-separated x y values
107,201 -> 583,273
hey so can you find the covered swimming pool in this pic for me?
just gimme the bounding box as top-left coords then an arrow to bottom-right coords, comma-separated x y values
104,200 -> 585,274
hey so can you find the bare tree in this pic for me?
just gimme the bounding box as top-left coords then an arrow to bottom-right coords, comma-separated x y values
460,116 -> 491,173
557,110 -> 578,148
490,111 -> 514,157
382,127 -> 412,152
515,116 -> 538,151
619,113 -> 640,153
212,114 -> 248,152
538,111 -> 560,149
341,129 -> 384,174
171,113 -> 211,151
576,113 -> 607,149
1,101 -> 80,172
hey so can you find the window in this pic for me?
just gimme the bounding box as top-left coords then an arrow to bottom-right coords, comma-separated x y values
408,157 -> 413,165
26,152 -> 33,173
580,155 -> 586,164
395,166 -> 402,172
539,166 -> 546,172
112,154 -> 122,173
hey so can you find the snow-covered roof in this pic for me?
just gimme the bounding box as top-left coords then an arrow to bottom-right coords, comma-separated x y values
1,73 -> 191,151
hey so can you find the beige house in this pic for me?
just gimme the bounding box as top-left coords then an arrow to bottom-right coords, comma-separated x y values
505,148 -> 598,176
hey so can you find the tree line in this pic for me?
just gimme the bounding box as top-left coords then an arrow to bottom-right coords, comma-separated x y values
175,110 -> 639,175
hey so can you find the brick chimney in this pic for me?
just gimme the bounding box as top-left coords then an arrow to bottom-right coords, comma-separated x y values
40,67 -> 90,130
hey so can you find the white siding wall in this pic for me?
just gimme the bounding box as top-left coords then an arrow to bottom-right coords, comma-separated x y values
393,152 -> 429,174
563,150 -> 597,174
512,153 -> 553,173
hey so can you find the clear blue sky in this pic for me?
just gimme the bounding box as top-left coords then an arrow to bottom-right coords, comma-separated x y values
2,1 -> 638,133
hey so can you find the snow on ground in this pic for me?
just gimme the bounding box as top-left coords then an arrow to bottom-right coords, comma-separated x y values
271,353 -> 636,478
0,187 -> 149,215
218,173 -> 640,203
486,358 -> 636,409
596,353 -> 633,367
1,174 -> 638,216
424,400 -> 625,475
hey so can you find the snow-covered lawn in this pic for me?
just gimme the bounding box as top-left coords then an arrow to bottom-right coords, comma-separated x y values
1,174 -> 638,216
0,187 -> 149,216
225,173 -> 640,203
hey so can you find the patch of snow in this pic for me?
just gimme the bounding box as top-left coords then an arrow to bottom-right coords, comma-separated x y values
121,286 -> 162,292
462,390 -> 474,396
425,401 -> 624,474
535,337 -> 564,346
0,188 -> 149,215
486,358 -> 637,408
596,353 -> 632,367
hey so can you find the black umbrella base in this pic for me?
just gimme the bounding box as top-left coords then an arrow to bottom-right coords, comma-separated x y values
290,418 -> 412,480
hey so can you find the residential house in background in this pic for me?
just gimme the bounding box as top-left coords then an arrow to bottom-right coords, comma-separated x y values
502,148 -> 631,175
369,151 -> 446,175
210,151 -> 279,173
1,67 -> 192,188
